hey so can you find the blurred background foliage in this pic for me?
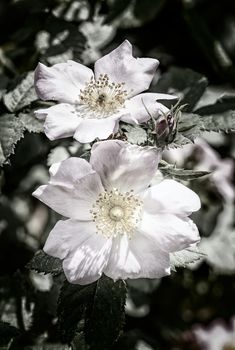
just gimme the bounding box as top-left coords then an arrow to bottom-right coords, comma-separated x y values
0,0 -> 235,349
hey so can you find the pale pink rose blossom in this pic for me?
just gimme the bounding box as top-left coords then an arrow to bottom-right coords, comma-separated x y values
33,140 -> 200,285
34,40 -> 175,143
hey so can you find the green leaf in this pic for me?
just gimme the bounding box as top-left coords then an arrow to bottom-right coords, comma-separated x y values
177,113 -> 203,141
180,110 -> 235,134
193,94 -> 235,133
27,250 -> 62,276
0,321 -> 20,346
167,132 -> 193,148
159,161 -> 210,180
43,17 -> 86,64
3,72 -> 37,112
170,247 -> 205,271
19,112 -> 43,133
122,124 -> 147,145
195,94 -> 235,115
178,113 -> 201,133
169,108 -> 235,148
200,111 -> 235,132
154,67 -> 208,112
58,275 -> 126,350
0,114 -> 25,166
167,113 -> 203,148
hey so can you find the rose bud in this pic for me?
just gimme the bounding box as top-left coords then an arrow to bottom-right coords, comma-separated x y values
155,110 -> 177,146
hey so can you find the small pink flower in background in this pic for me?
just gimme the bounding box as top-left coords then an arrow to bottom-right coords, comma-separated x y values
34,40 -> 175,143
193,318 -> 235,350
33,140 -> 200,285
164,138 -> 235,203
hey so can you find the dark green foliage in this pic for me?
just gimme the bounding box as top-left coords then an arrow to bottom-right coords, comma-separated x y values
27,250 -> 62,276
170,248 -> 206,270
200,112 -> 235,133
3,72 -> 37,112
0,114 -> 25,166
58,276 -> 126,349
168,108 -> 235,148
19,113 -> 43,133
159,161 -> 210,180
195,95 -> 235,132
154,67 -> 208,112
42,18 -> 86,64
195,95 -> 235,115
0,321 -> 20,346
122,124 -> 147,145
0,113 -> 43,166
151,68 -> 235,148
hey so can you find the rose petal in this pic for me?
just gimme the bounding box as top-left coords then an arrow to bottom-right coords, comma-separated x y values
104,233 -> 170,280
44,219 -> 112,285
73,117 -> 119,143
34,61 -> 94,103
122,92 -> 173,124
62,221 -> 112,285
143,179 -> 201,215
48,157 -> 94,186
33,157 -> 104,220
35,104 -> 81,140
43,219 -> 89,260
140,211 -> 200,253
94,40 -> 158,97
90,140 -> 161,193
154,93 -> 178,101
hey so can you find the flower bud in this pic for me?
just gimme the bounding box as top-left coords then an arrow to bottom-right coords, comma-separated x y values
155,110 -> 176,146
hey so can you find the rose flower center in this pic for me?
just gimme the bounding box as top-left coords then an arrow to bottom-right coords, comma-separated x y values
91,188 -> 143,238
79,74 -> 127,118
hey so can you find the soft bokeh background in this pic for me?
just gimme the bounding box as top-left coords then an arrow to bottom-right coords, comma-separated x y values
0,0 -> 235,349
